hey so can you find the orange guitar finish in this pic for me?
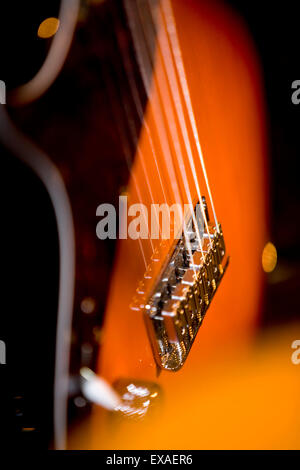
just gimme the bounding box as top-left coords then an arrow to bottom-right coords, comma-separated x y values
79,0 -> 269,449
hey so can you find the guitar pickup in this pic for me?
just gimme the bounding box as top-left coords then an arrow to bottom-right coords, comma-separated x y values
145,207 -> 229,371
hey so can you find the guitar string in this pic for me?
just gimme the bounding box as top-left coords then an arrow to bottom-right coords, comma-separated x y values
162,0 -> 219,233
118,88 -> 158,249
124,0 -> 196,274
148,0 -> 213,249
123,0 -> 182,208
114,17 -> 169,210
110,0 -> 183,256
137,0 -> 204,257
101,62 -> 149,269
134,0 -> 200,267
112,11 -> 167,242
109,2 -> 175,249
143,0 -> 208,254
135,0 -> 204,260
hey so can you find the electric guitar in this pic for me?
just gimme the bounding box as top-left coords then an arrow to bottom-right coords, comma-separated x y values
1,0 -> 268,449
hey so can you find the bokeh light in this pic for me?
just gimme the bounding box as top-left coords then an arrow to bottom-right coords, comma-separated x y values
37,17 -> 60,39
262,242 -> 277,273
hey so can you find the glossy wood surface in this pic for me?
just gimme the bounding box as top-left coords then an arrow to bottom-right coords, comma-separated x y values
88,0 -> 269,449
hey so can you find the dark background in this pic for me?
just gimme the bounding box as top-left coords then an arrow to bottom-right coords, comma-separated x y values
228,0 -> 300,327
0,0 -> 300,450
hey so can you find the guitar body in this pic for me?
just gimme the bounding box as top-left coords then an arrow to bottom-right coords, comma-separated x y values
87,0 -> 269,449
6,0 -> 268,449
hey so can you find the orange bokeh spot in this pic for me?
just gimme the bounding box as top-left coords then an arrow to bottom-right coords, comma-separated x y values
37,17 -> 60,39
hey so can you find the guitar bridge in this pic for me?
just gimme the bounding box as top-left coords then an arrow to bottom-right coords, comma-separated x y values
145,205 -> 229,371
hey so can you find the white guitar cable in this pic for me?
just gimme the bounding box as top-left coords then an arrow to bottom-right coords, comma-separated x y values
80,368 -> 121,410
